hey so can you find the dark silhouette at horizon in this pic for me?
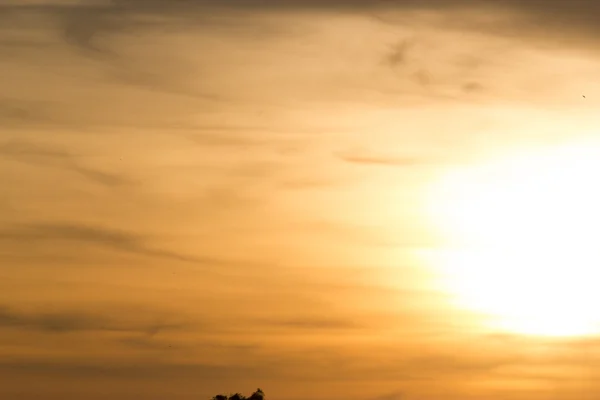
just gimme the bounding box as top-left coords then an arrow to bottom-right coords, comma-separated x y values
212,388 -> 265,400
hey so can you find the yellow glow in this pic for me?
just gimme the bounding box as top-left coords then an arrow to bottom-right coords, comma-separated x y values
425,139 -> 600,337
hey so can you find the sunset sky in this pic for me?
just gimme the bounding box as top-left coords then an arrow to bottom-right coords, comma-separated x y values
3,1 -> 600,399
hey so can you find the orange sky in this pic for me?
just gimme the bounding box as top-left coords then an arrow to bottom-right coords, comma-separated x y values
2,1 -> 600,399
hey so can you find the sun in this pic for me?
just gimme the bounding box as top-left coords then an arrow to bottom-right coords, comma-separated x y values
423,139 -> 600,337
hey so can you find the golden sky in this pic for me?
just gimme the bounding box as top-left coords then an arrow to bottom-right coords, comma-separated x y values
3,1 -> 600,399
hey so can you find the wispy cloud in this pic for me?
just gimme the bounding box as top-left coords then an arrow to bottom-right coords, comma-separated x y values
263,317 -> 363,331
384,39 -> 415,68
0,359 -> 267,382
0,98 -> 54,126
0,223 -> 209,264
0,139 -> 130,187
0,305 -> 184,336
337,152 -> 421,167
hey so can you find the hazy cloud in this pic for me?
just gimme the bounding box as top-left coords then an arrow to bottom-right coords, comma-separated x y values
0,223 -> 208,264
337,152 -> 421,167
61,4 -> 117,56
0,99 -> 53,126
2,2 -> 600,400
384,39 -> 415,68
0,139 -> 130,187
462,81 -> 485,93
370,391 -> 404,400
118,336 -> 185,350
265,317 -> 363,330
6,1 -> 600,54
0,359 -> 268,383
0,305 -> 183,335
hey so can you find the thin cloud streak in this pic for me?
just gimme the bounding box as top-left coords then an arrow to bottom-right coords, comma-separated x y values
0,305 -> 184,336
0,140 -> 130,187
0,223 -> 212,264
337,153 -> 422,167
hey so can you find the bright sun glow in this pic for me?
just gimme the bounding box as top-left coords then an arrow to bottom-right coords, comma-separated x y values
424,139 -> 600,337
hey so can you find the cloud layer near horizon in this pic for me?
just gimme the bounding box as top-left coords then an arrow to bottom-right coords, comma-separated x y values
2,1 -> 600,399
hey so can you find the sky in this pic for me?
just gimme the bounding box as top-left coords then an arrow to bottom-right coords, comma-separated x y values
2,0 -> 600,399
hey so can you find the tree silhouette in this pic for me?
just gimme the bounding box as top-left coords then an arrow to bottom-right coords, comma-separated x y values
248,389 -> 264,400
212,389 -> 264,400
